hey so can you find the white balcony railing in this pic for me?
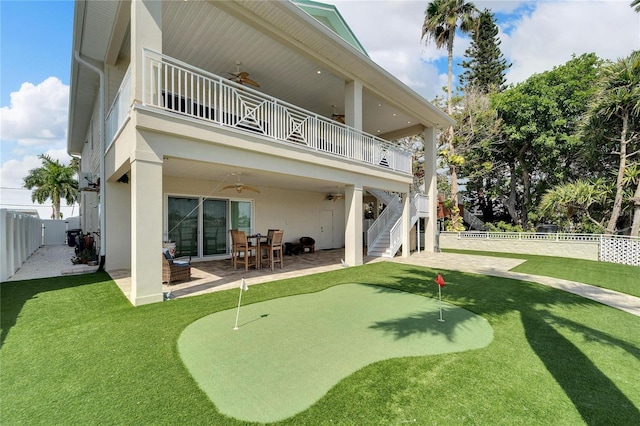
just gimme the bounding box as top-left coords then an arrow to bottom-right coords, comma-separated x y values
141,49 -> 412,174
106,67 -> 132,146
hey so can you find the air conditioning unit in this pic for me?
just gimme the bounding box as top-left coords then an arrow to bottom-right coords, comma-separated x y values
79,172 -> 99,191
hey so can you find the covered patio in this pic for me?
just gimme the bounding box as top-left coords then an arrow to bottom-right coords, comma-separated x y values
110,248 -> 381,301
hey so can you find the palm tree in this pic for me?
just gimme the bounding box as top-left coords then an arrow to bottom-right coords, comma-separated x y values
632,0 -> 640,13
23,154 -> 79,219
422,0 -> 478,229
583,51 -> 640,234
538,179 -> 609,231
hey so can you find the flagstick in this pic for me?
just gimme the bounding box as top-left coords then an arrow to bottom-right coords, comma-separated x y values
438,284 -> 445,322
233,277 -> 245,330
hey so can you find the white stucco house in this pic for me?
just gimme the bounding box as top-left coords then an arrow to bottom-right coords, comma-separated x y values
67,0 -> 454,306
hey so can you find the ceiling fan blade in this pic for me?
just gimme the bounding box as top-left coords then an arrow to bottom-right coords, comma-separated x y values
242,77 -> 260,88
222,185 -> 236,190
242,185 -> 260,193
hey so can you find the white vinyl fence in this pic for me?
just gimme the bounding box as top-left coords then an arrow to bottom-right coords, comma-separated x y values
439,231 -> 640,266
0,210 -> 43,282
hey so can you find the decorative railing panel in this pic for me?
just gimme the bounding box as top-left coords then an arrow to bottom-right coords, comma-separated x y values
600,235 -> 640,266
453,231 -> 602,242
141,49 -> 411,174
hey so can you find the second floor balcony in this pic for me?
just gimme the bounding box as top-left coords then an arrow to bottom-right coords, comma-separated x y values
108,50 -> 412,175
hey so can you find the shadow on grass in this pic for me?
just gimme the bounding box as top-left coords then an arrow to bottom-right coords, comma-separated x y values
367,265 -> 640,424
368,307 -> 475,342
521,310 -> 640,424
0,272 -> 114,348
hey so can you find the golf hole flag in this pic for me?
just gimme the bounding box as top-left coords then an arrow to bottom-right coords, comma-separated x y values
435,273 -> 445,322
234,278 -> 248,330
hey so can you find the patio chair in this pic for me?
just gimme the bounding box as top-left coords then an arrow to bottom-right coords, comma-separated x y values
230,230 -> 257,271
162,249 -> 192,284
264,230 -> 284,271
299,236 -> 315,253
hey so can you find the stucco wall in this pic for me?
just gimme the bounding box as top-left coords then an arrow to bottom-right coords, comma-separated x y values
164,176 -> 345,252
439,232 -> 600,261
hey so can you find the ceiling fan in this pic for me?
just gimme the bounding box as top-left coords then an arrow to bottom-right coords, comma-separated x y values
228,61 -> 260,88
223,173 -> 260,193
326,186 -> 344,202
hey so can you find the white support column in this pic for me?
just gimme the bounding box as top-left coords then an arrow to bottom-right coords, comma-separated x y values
424,126 -> 438,252
131,0 -> 162,105
344,80 -> 363,130
345,184 -> 363,266
105,178 -> 131,271
401,192 -> 410,257
130,152 -> 163,306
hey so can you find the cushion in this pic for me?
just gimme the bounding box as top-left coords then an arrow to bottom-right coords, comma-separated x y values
163,248 -> 173,260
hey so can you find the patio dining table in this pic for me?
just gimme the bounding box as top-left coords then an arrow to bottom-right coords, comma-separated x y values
248,234 -> 269,269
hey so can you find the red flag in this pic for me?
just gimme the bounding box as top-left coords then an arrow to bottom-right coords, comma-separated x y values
435,274 -> 445,287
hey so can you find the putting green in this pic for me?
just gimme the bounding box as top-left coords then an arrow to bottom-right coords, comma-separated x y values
178,284 -> 493,423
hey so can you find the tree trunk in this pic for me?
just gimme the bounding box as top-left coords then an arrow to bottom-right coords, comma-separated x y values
518,147 -> 531,229
630,179 -> 640,237
506,162 -> 519,223
52,195 -> 61,220
605,113 -> 629,235
446,35 -> 461,228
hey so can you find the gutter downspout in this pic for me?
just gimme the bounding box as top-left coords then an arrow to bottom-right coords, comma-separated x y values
74,51 -> 106,272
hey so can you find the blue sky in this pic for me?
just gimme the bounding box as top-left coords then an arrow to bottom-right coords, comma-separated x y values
1,0 -> 639,218
1,1 -> 73,105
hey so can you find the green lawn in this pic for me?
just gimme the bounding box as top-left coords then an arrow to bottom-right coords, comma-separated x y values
442,249 -> 640,298
2,264 -> 639,424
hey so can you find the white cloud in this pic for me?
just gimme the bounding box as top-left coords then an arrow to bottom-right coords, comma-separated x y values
0,77 -> 69,147
323,0 -> 640,98
0,77 -> 73,217
325,0 -> 460,100
501,1 -> 640,84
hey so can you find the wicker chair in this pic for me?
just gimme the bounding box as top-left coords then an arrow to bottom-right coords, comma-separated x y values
162,251 -> 191,284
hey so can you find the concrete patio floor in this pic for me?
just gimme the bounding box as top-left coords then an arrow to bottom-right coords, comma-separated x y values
5,244 -> 640,317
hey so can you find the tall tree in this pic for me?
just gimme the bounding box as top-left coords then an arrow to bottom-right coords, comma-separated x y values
491,53 -> 601,227
422,0 -> 478,229
459,8 -> 511,93
632,0 -> 640,13
23,155 -> 79,219
452,87 -> 504,223
582,51 -> 640,235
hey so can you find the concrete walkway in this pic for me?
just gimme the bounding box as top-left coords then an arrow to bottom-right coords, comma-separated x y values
4,245 -> 98,281
390,251 -> 640,317
4,245 -> 639,317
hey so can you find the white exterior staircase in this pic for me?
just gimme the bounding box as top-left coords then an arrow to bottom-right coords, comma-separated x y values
366,189 -> 428,257
463,209 -> 486,231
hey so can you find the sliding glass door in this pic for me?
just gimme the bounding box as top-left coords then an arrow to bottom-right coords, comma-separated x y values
167,197 -> 198,257
231,201 -> 252,234
203,199 -> 227,256
167,197 -> 252,258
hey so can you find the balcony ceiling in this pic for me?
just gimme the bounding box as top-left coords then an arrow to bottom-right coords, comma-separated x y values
71,1 -> 452,153
163,158 -> 347,195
